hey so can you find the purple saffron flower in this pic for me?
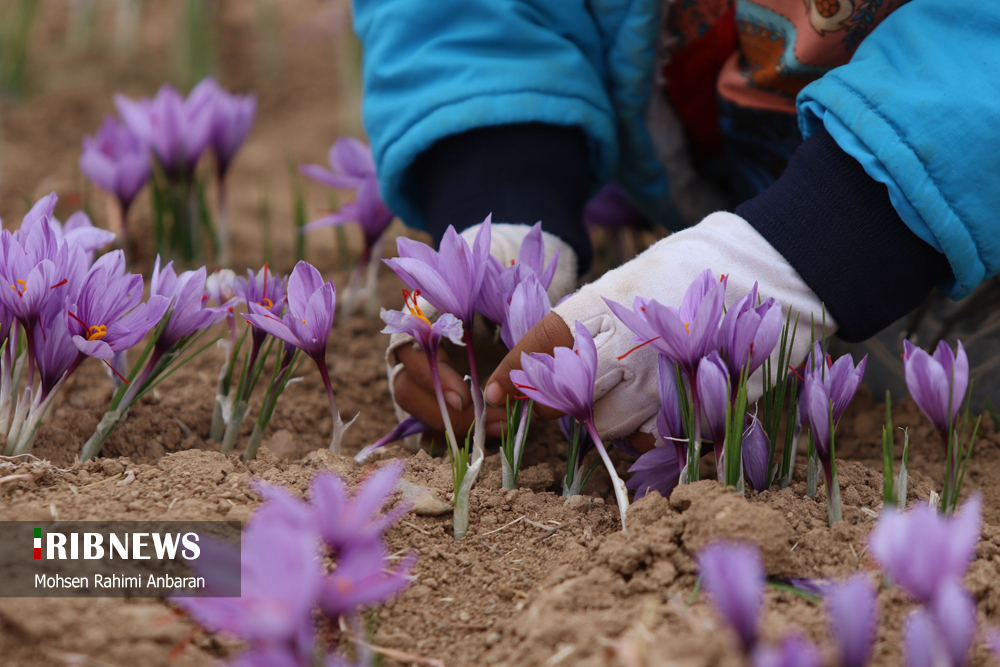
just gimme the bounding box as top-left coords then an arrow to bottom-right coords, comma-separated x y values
902,339 -> 969,439
698,540 -> 765,650
56,211 -> 117,260
355,416 -> 430,463
697,351 -> 730,447
179,496 -> 324,660
478,222 -> 559,325
206,268 -> 239,306
34,306 -> 83,401
718,282 -> 782,382
150,256 -> 227,350
379,299 -> 465,354
309,460 -> 407,552
80,116 -> 151,214
751,634 -> 822,667
583,181 -> 647,229
868,494 -> 980,604
656,354 -> 688,467
510,321 -> 629,526
244,261 -> 355,453
500,273 -> 551,349
932,579 -> 976,667
67,251 -> 168,360
301,138 -> 394,251
244,261 -> 335,363
626,445 -> 680,500
904,609 -> 949,667
742,414 -> 769,493
801,345 -> 867,488
604,269 -> 727,376
827,574 -> 877,667
236,264 -> 287,346
114,83 -> 214,179
511,320 -> 598,424
193,78 -> 256,178
383,217 -> 493,327
318,540 -> 414,618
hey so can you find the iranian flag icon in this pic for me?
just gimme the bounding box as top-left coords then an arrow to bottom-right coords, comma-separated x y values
33,528 -> 41,559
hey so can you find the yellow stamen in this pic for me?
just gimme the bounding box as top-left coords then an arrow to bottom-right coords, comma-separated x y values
87,325 -> 107,342
301,319 -> 307,324
259,297 -> 274,309
403,289 -> 431,326
684,322 -> 690,334
11,279 -> 26,295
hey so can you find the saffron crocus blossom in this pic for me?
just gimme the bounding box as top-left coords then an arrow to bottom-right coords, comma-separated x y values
380,296 -> 465,456
902,339 -> 969,439
500,273 -> 551,349
302,138 -> 393,316
301,137 -> 392,249
742,414 -> 770,492
868,494 -> 980,604
80,115 -> 151,217
68,251 -> 168,360
384,218 -> 492,328
194,78 -> 256,179
626,445 -> 680,500
801,345 -> 867,523
194,77 -> 256,265
932,579 -> 976,667
656,354 -> 687,470
697,351 -> 730,452
718,282 -> 782,383
355,416 -> 430,463
904,610 -> 949,667
19,194 -> 115,260
604,269 -> 727,377
150,257 -> 228,351
478,222 -> 559,325
826,575 -> 877,667
237,264 -> 287,348
511,321 -> 630,527
179,494 -> 324,662
752,634 -> 822,667
318,540 -> 414,618
310,460 -> 407,552
244,261 -> 356,453
698,541 -> 764,651
114,84 -> 214,179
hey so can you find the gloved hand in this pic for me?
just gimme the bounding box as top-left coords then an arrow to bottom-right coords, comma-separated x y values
386,222 -> 578,439
483,211 -> 835,446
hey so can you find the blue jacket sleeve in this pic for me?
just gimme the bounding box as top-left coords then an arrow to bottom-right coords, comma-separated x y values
351,0 -> 668,231
797,0 -> 1000,299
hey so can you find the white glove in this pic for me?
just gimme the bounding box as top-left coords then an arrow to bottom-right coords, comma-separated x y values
386,222 -> 579,432
553,211 -> 836,441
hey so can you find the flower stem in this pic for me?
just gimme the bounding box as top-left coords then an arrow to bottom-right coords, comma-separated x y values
216,177 -> 230,267
584,420 -> 629,528
687,387 -> 702,483
428,349 -> 460,459
317,358 -> 353,454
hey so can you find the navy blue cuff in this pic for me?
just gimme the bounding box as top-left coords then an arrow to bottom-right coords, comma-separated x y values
412,123 -> 593,275
736,128 -> 952,343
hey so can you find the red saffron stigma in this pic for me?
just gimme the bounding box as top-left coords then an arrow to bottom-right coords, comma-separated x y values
49,279 -> 68,290
826,354 -> 832,368
788,364 -> 804,382
616,336 -> 661,361
67,311 -> 88,328
103,359 -> 131,385
512,382 -> 537,392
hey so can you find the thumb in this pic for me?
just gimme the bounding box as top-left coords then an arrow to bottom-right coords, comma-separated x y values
484,312 -> 575,416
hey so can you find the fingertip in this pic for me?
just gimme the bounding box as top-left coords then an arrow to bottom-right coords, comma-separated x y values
485,382 -> 504,406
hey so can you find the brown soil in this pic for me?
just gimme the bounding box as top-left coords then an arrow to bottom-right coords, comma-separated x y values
1,2 -> 1000,667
